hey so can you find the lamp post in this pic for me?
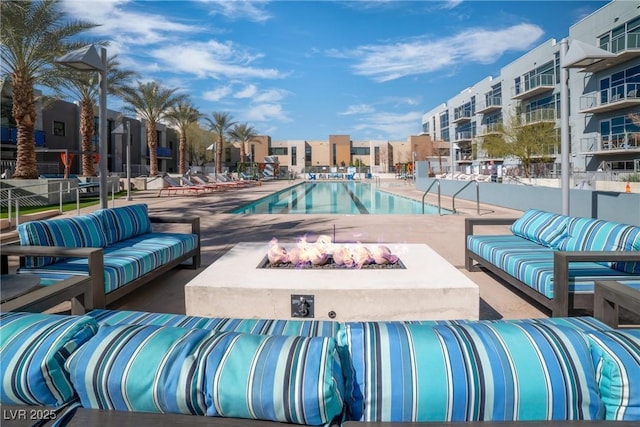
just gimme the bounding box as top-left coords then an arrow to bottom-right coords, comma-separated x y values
560,38 -> 615,215
111,121 -> 131,201
56,45 -> 108,209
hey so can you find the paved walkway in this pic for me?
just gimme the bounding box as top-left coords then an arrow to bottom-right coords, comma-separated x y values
5,178 -> 549,320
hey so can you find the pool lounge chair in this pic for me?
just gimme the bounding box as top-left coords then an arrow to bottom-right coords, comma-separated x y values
180,176 -> 225,192
158,175 -> 206,197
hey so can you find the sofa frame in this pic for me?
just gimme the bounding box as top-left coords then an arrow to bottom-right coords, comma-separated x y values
1,215 -> 201,309
464,217 -> 640,317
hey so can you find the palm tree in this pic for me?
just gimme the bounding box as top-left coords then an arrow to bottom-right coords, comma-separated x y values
120,81 -> 185,176
165,100 -> 201,175
204,112 -> 236,175
228,122 -> 259,164
55,55 -> 137,176
1,0 -> 96,179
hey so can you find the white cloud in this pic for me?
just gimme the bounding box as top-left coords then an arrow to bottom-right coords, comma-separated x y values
339,104 -> 375,116
253,88 -> 289,103
201,0 -> 272,23
150,40 -> 282,79
332,23 -> 544,82
203,85 -> 233,102
235,84 -> 258,98
244,103 -> 290,122
351,110 -> 424,140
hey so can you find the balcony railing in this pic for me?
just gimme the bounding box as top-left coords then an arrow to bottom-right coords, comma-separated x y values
480,123 -> 502,135
476,96 -> 502,114
453,109 -> 473,123
521,108 -> 556,125
581,132 -> 640,152
579,83 -> 640,113
512,74 -> 555,100
454,131 -> 473,142
602,32 -> 640,54
146,147 -> 173,157
1,126 -> 46,146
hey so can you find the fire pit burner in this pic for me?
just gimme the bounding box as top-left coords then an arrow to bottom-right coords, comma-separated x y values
258,255 -> 406,269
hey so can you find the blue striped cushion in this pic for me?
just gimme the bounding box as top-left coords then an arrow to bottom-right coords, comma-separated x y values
94,204 -> 152,245
468,235 -> 640,298
19,233 -> 198,294
558,217 -> 640,273
510,209 -> 569,247
65,324 -> 237,415
587,329 -> 640,420
204,333 -> 344,425
18,214 -> 107,268
337,321 -> 604,422
0,312 -> 98,406
86,309 -> 339,337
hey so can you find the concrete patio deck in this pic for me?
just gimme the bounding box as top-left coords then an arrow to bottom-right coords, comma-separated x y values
5,178 -> 551,320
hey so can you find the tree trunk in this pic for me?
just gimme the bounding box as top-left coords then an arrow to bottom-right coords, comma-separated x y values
239,141 -> 246,164
216,135 -> 223,174
179,130 -> 186,175
11,70 -> 39,179
148,122 -> 158,176
80,98 -> 96,176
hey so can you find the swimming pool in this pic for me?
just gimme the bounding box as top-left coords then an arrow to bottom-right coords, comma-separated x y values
230,182 -> 449,215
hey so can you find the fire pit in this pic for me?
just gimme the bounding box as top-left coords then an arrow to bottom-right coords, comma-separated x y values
185,242 -> 479,321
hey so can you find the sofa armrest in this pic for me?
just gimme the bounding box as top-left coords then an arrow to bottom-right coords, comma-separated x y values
1,244 -> 105,308
148,215 -> 201,268
464,217 -> 518,238
464,217 -> 519,271
553,251 -> 640,317
149,215 -> 200,237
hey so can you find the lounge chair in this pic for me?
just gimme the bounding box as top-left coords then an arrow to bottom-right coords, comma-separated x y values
189,175 -> 227,191
180,176 -> 225,192
158,175 -> 206,197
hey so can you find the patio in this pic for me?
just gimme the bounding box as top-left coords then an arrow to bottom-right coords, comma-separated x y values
36,178 -> 546,321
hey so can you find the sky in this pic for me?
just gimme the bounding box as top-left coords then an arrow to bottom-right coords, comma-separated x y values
60,0 -> 609,141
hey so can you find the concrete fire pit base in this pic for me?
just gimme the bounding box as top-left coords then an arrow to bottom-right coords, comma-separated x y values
185,242 -> 479,321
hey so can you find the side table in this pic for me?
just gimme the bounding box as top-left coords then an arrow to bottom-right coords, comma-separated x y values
594,280 -> 640,328
1,275 -> 92,315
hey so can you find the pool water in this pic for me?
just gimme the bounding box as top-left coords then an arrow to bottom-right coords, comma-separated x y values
230,182 -> 449,215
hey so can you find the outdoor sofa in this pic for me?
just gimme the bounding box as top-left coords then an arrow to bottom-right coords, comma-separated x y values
465,209 -> 640,317
1,204 -> 200,309
1,309 -> 638,426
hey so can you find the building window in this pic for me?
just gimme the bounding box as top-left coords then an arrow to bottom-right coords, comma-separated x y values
269,147 -> 288,156
332,144 -> 337,166
53,121 -> 65,136
291,146 -> 297,166
350,147 -> 370,156
374,146 -> 380,166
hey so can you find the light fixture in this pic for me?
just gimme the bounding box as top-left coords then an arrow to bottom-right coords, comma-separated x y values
56,45 -> 108,209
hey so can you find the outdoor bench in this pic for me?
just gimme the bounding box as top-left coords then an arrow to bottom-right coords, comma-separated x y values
1,310 -> 638,426
1,203 -> 200,309
465,209 -> 640,317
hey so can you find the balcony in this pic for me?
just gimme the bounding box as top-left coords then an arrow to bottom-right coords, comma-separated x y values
579,83 -> 640,114
453,131 -> 473,143
452,109 -> 473,124
476,96 -> 502,114
145,146 -> 173,158
479,123 -> 502,136
512,74 -> 555,100
580,132 -> 640,154
1,126 -> 45,146
521,108 -> 556,125
583,32 -> 640,73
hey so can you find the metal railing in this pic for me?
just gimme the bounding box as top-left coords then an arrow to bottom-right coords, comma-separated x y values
1,181 -> 121,228
421,179 -> 441,215
451,180 -> 480,214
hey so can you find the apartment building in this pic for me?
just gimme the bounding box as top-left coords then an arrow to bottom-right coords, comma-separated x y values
420,0 -> 639,176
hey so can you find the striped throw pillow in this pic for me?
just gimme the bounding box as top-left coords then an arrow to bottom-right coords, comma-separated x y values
18,214 -> 107,267
0,312 -> 98,406
557,217 -> 640,273
587,329 -> 640,420
65,324 -> 235,415
204,332 -> 344,425
94,204 -> 153,246
337,321 -> 604,422
510,209 -> 569,248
